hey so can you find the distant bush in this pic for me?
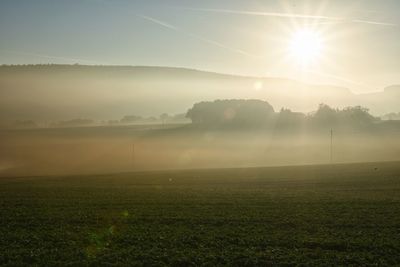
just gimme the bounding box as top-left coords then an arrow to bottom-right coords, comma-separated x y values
50,118 -> 94,128
171,113 -> 190,123
120,115 -> 142,124
381,112 -> 400,120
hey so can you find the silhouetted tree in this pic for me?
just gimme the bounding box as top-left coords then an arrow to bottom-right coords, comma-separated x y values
339,106 -> 378,127
309,104 -> 338,127
276,108 -> 306,130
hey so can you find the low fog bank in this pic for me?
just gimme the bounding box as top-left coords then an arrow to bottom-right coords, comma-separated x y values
0,123 -> 399,177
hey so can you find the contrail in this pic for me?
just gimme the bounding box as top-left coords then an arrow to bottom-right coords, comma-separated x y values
138,14 -> 256,58
137,15 -> 178,30
91,0 -> 256,58
180,7 -> 397,27
351,19 -> 397,27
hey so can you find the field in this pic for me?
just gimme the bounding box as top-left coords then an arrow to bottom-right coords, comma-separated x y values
1,124 -> 400,177
1,161 -> 400,266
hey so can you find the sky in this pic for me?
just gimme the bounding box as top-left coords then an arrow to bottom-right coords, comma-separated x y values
1,0 -> 400,93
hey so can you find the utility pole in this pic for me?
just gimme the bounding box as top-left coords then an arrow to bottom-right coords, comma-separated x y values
131,143 -> 135,169
330,129 -> 333,164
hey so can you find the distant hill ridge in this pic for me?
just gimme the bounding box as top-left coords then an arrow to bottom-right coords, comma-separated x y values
0,65 -> 398,121
0,64 -> 341,87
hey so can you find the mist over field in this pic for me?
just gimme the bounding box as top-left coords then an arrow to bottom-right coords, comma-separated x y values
1,109 -> 399,176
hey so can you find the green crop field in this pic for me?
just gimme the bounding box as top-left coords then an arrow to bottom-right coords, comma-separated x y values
1,161 -> 400,266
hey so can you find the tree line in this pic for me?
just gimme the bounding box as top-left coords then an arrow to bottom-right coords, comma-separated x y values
185,99 -> 383,131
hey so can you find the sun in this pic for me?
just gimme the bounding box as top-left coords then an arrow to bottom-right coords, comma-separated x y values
289,29 -> 323,67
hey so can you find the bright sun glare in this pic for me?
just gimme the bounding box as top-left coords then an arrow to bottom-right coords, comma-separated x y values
289,29 -> 323,67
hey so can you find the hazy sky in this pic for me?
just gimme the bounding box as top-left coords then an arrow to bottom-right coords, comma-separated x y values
1,0 -> 400,93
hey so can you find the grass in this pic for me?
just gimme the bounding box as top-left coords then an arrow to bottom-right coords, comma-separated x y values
1,161 -> 400,266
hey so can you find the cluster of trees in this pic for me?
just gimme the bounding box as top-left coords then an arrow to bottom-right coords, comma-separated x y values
186,100 -> 380,130
186,100 -> 275,127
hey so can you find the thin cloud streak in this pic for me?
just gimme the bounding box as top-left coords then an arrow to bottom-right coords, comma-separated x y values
180,7 -> 342,20
351,19 -> 397,27
137,15 -> 178,30
180,7 -> 397,27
